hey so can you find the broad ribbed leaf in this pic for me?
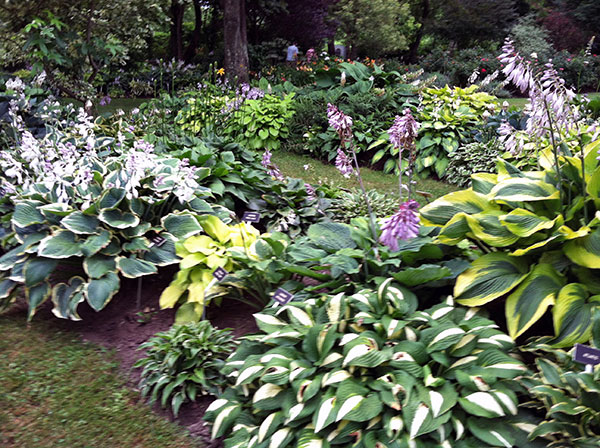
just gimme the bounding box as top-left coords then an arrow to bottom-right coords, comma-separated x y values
211,404 -> 241,439
61,212 -> 100,234
465,211 -> 520,247
505,263 -> 564,338
38,230 -> 83,259
13,201 -> 44,227
490,177 -> 560,202
437,212 -> 471,244
51,277 -> 85,320
84,254 -> 116,279
467,417 -> 515,448
98,187 -> 126,210
85,272 -> 120,311
116,256 -> 157,278
307,222 -> 356,251
27,281 -> 51,320
162,212 -> 203,240
420,190 -> 493,226
499,208 -> 558,238
80,229 -> 112,257
98,209 -> 139,229
23,257 -> 58,287
143,233 -> 179,266
392,264 -> 452,287
459,391 -> 506,418
455,253 -> 529,306
552,283 -> 598,348
564,227 -> 600,269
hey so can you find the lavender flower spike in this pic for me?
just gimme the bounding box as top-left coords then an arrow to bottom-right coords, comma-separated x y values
261,149 -> 285,181
335,148 -> 355,178
327,103 -> 353,137
379,200 -> 420,251
388,109 -> 419,151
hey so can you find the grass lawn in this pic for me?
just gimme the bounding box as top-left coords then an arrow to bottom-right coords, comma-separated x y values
0,313 -> 198,448
273,151 -> 458,201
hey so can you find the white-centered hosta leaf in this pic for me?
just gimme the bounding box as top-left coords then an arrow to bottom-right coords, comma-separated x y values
322,370 -> 351,387
409,403 -> 430,439
336,395 -> 364,421
258,412 -> 281,443
493,391 -> 517,415
314,397 -> 336,432
463,392 -> 505,416
429,390 -> 444,418
269,428 -> 292,448
206,398 -> 228,413
286,403 -> 304,424
253,384 -> 283,403
342,344 -> 371,366
235,365 -> 264,386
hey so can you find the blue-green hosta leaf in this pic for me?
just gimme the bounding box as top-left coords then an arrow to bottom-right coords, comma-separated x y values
143,233 -> 179,266
490,177 -> 560,202
465,211 -> 520,247
455,252 -> 529,306
564,227 -> 600,269
61,212 -> 100,234
38,230 -> 84,259
27,281 -> 51,320
505,263 -> 564,339
13,201 -> 44,227
51,277 -> 85,320
467,417 -> 515,448
98,209 -> 140,229
23,257 -> 59,287
0,245 -> 27,271
116,256 -> 157,278
120,222 -> 151,238
97,187 -> 126,210
162,212 -> 203,240
391,264 -> 452,287
552,283 -> 600,348
80,229 -> 112,257
85,272 -> 120,311
499,208 -> 558,238
8,261 -> 25,283
0,279 -> 18,299
83,254 -> 116,279
420,190 -> 495,226
100,238 -> 121,256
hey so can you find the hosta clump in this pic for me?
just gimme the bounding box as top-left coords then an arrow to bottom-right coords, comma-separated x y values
329,189 -> 398,223
160,215 -> 261,322
420,140 -> 600,346
134,321 -> 236,416
444,140 -> 503,188
205,281 -> 533,447
518,339 -> 600,447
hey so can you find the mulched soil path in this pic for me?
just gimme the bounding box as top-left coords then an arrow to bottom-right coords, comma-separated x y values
28,266 -> 259,447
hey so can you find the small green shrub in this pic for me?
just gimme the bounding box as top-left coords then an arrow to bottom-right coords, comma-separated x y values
329,188 -> 399,223
135,321 -> 236,416
444,140 -> 503,188
204,284 -> 534,447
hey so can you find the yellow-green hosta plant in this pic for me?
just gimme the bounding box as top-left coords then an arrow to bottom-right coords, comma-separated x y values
159,215 -> 261,322
420,139 -> 600,346
204,281 -> 539,448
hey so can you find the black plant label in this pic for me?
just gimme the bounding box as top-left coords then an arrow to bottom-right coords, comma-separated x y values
273,288 -> 294,305
242,211 -> 261,223
213,266 -> 229,281
574,344 -> 600,365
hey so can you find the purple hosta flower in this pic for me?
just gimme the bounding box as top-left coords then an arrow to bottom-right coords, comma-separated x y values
499,40 -> 534,93
99,95 -> 112,106
379,200 -> 420,251
335,148 -> 355,178
388,109 -> 419,151
306,48 -> 316,63
305,183 -> 317,200
261,150 -> 285,181
327,103 -> 353,138
133,139 -> 155,153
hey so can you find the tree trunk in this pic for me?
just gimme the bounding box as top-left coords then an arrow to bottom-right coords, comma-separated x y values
184,0 -> 203,62
169,0 -> 185,61
406,0 -> 430,63
222,0 -> 249,83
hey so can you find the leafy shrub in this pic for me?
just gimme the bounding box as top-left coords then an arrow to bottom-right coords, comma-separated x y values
420,139 -> 600,345
204,284 -> 534,447
135,321 -> 236,416
444,140 -> 503,188
519,339 -> 600,447
329,188 -> 399,223
509,15 -> 554,62
223,93 -> 295,150
160,216 -> 261,322
416,85 -> 499,178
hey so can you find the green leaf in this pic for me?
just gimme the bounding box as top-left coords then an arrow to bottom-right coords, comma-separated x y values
84,254 -> 116,279
505,263 -> 564,338
467,417 -> 515,447
307,222 -> 356,251
552,283 -> 598,348
13,201 -> 45,227
490,177 -> 560,202
116,256 -> 157,278
455,253 -> 529,306
162,213 -> 203,240
143,233 -> 179,266
98,209 -> 140,229
564,227 -> 600,269
465,211 -> 520,247
80,229 -> 112,257
61,212 -> 100,234
27,281 -> 51,320
420,190 -> 494,226
23,257 -> 58,287
499,208 -> 557,238
38,230 -> 83,259
85,272 -> 120,311
392,265 -> 452,287
98,187 -> 126,210
51,277 -> 85,320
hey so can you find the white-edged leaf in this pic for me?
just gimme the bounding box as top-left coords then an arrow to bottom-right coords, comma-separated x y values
336,395 -> 364,421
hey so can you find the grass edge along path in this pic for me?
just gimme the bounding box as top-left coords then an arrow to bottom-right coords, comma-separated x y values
0,313 -> 200,448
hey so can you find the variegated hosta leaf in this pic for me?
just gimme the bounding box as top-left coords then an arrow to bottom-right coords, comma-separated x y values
490,177 -> 560,202
458,389 -> 516,418
455,252 -> 529,307
420,189 -> 494,227
498,208 -> 558,238
467,418 -> 515,448
211,404 -> 242,439
552,283 -> 600,348
564,227 -> 600,269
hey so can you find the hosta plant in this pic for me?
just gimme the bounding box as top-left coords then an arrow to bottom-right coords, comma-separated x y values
444,140 -> 503,188
518,339 -> 600,447
329,188 -> 399,224
416,85 -> 498,178
159,215 -> 261,322
420,140 -> 600,346
204,282 -> 536,448
134,320 -> 236,416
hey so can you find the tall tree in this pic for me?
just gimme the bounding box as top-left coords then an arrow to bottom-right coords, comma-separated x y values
169,0 -> 186,60
222,0 -> 249,82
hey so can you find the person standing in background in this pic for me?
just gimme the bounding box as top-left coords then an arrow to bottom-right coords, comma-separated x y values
286,42 -> 299,66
